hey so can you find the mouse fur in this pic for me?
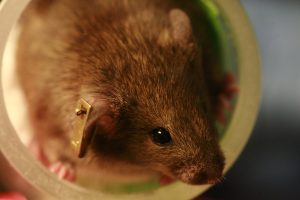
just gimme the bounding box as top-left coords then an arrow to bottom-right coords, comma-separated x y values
16,0 -> 224,185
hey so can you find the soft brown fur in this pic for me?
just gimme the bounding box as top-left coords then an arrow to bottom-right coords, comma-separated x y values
17,0 -> 224,185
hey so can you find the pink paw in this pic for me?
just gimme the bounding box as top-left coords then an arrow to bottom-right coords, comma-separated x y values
28,140 -> 76,182
49,162 -> 76,182
215,73 -> 239,124
28,141 -> 50,166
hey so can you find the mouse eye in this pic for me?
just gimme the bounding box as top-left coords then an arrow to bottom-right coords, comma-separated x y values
150,127 -> 172,145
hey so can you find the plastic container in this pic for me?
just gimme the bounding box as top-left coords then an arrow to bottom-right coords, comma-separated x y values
0,0 -> 260,199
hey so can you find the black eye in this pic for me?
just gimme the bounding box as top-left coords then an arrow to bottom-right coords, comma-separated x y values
150,127 -> 172,145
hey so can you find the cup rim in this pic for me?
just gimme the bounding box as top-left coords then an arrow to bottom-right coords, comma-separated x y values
0,0 -> 261,199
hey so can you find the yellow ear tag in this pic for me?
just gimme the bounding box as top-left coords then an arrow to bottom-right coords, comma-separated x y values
71,98 -> 93,158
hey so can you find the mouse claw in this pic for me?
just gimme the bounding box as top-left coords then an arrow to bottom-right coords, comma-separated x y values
49,162 -> 76,182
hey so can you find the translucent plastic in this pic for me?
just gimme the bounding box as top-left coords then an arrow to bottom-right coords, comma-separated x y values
0,0 -> 260,199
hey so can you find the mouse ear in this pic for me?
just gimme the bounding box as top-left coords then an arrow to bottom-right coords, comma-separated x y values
158,9 -> 193,47
71,98 -> 118,157
87,103 -> 117,138
169,9 -> 193,45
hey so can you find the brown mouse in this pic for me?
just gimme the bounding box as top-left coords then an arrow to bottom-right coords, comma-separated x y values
16,0 -> 224,185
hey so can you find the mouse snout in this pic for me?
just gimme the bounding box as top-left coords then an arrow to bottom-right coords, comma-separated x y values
188,165 -> 223,185
173,153 -> 225,185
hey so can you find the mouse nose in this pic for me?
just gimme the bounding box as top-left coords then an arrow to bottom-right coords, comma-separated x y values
186,154 -> 225,185
189,169 -> 222,185
190,172 -> 209,184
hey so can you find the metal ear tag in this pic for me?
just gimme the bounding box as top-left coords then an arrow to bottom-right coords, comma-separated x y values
71,98 -> 92,158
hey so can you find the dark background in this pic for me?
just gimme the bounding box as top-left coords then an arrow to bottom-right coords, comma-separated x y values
201,0 -> 300,199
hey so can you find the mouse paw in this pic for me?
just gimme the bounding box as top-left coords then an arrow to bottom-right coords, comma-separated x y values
49,162 -> 76,182
28,140 -> 50,166
28,140 -> 76,182
214,73 -> 239,124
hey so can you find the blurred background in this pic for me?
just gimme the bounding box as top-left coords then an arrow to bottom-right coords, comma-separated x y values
200,0 -> 300,199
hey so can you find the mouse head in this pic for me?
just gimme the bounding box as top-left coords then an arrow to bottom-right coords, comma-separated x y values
78,8 -> 224,185
87,79 -> 224,185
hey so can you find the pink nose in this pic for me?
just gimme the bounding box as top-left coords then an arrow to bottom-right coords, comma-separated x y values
183,154 -> 225,185
189,169 -> 223,185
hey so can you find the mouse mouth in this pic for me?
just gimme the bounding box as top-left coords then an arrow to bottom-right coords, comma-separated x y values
158,172 -> 223,186
165,160 -> 224,185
